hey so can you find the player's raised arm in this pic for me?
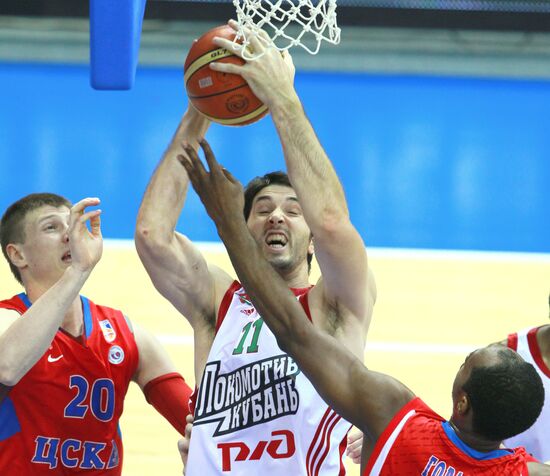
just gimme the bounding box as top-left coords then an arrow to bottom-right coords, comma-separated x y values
179,139 -> 414,440
211,22 -> 370,332
135,106 -> 232,331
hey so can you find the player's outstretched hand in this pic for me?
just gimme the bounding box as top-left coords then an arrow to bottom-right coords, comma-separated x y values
67,197 -> 103,275
178,139 -> 245,230
209,20 -> 297,110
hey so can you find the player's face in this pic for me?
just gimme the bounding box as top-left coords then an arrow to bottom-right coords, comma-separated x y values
246,185 -> 313,277
18,205 -> 72,284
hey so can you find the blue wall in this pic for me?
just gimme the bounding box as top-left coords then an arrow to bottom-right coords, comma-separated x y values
1,62 -> 549,252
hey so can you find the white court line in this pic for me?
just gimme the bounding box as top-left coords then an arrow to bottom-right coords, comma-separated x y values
366,342 -> 478,355
156,334 -> 478,355
105,239 -> 550,262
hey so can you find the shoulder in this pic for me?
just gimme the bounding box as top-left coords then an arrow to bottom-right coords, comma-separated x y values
84,297 -> 127,321
310,265 -> 376,313
85,300 -> 136,341
391,397 -> 441,427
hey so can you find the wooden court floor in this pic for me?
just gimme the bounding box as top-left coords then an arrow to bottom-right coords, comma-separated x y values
2,242 -> 549,475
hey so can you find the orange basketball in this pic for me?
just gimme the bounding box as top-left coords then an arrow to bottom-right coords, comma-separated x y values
184,25 -> 268,126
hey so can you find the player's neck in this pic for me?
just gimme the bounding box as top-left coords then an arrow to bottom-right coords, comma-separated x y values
24,279 -> 56,304
277,266 -> 310,289
448,419 -> 502,452
60,299 -> 85,338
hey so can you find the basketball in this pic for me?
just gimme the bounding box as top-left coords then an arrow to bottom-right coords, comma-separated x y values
184,25 -> 268,126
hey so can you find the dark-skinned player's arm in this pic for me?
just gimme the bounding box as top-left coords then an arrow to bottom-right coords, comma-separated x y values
178,139 -> 415,442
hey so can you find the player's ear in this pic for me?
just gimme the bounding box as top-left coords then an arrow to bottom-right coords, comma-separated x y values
6,243 -> 27,269
308,236 -> 314,256
456,393 -> 470,415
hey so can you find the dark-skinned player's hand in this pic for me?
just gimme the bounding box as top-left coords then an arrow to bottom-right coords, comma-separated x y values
178,139 -> 245,231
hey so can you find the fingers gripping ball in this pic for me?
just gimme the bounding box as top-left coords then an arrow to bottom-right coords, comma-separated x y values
184,25 -> 268,126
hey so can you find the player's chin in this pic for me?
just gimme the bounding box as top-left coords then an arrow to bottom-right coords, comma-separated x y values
266,253 -> 293,271
60,258 -> 72,268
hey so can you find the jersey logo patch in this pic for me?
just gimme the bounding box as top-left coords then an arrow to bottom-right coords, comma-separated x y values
47,354 -> 64,363
237,291 -> 253,307
108,345 -> 125,365
99,319 -> 117,343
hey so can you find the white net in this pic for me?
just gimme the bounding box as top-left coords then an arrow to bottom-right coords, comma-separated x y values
231,0 -> 341,58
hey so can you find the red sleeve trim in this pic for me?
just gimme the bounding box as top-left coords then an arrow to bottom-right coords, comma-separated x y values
216,280 -> 241,333
338,428 -> 349,476
507,332 -> 518,351
527,326 -> 550,378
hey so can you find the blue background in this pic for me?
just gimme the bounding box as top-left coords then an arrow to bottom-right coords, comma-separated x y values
1,62 -> 549,252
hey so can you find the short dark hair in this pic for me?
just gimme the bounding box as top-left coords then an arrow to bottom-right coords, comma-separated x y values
243,171 -> 292,221
243,171 -> 313,272
0,193 -> 71,284
463,348 -> 544,441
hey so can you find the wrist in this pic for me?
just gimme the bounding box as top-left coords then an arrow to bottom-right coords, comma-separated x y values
178,107 -> 211,140
268,91 -> 303,123
216,214 -> 249,241
64,264 -> 92,285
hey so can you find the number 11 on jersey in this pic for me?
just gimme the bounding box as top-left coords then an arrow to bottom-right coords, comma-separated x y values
233,318 -> 264,355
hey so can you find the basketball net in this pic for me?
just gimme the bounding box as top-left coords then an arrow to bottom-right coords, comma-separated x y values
231,0 -> 340,59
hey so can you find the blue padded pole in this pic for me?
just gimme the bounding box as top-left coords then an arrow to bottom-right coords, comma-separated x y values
90,0 -> 147,90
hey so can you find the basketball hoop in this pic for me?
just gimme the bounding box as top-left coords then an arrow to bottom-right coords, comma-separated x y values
231,0 -> 340,59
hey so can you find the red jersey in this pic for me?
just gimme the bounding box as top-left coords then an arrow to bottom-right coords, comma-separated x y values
0,293 -> 139,475
364,397 -> 534,476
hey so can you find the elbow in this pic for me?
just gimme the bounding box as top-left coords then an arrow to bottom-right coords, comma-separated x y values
315,212 -> 352,240
134,222 -> 154,248
134,224 -> 168,258
0,364 -> 22,387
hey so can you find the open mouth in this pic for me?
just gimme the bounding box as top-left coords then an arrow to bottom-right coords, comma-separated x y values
62,251 -> 72,263
265,233 -> 288,250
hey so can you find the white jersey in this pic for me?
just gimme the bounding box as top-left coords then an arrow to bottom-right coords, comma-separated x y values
504,326 -> 550,463
187,281 -> 351,475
